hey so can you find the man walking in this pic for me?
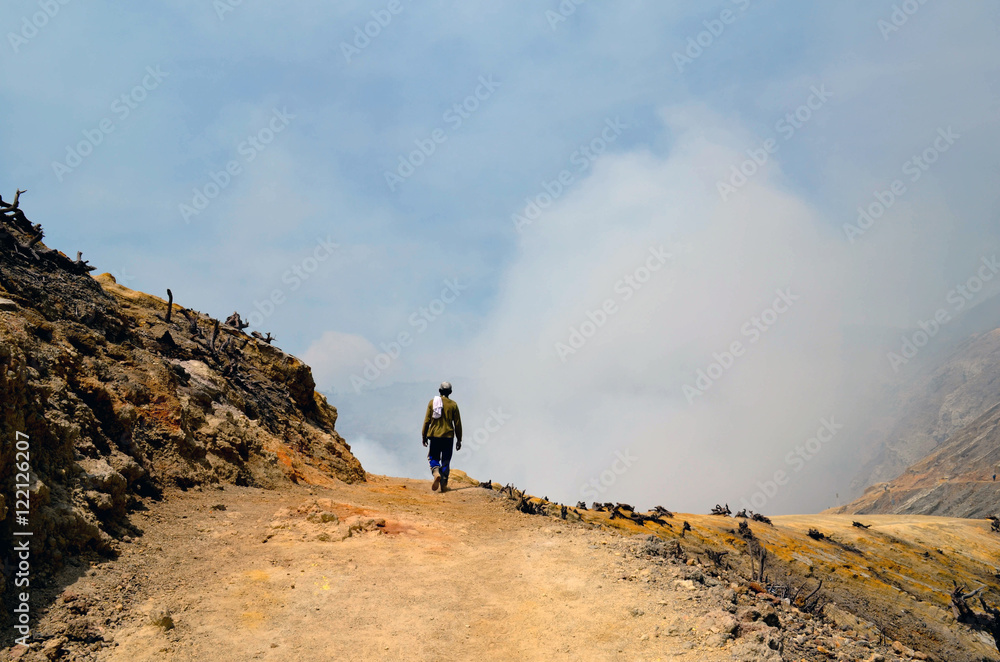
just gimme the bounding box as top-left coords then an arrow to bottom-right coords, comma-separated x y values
422,381 -> 462,492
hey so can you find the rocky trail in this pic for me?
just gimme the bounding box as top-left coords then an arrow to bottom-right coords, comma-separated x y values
11,471 -> 990,662
7,473 -> 748,662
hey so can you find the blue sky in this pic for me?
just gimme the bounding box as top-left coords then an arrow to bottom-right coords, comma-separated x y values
3,1 -> 999,512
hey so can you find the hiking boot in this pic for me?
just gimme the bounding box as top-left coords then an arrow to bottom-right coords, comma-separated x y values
439,476 -> 449,493
431,467 -> 441,492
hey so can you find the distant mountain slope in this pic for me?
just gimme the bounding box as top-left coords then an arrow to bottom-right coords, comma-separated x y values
849,324 -> 1000,496
835,398 -> 1000,517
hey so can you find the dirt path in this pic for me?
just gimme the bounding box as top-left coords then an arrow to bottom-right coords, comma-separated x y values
30,473 -> 744,662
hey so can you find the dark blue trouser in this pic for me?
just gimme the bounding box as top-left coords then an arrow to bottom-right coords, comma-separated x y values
427,437 -> 454,479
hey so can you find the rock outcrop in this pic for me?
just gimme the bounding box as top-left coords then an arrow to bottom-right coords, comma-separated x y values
0,196 -> 364,596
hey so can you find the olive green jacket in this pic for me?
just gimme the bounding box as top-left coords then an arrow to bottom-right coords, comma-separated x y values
422,396 -> 462,441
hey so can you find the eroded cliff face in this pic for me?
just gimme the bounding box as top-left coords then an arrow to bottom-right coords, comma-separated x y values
849,327 -> 1000,496
0,201 -> 364,593
836,400 -> 1000,518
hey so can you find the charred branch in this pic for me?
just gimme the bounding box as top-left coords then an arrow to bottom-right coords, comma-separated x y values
225,312 -> 249,331
180,308 -> 201,337
251,330 -> 276,345
1,189 -> 26,213
950,583 -> 1000,652
750,512 -> 773,525
74,251 -> 95,272
853,521 -> 872,529
749,541 -> 768,583
210,319 -> 220,353
711,503 -> 732,516
706,549 -> 729,569
165,289 -> 173,323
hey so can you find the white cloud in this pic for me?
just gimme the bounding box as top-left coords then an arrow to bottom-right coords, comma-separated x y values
302,330 -> 381,393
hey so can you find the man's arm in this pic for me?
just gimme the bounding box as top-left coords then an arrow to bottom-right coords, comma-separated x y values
454,405 -> 462,446
421,401 -> 432,446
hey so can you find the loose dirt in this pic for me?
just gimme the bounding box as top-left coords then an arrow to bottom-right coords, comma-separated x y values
19,473 -> 742,662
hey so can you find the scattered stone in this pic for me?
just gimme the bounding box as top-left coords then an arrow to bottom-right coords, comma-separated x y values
148,608 -> 175,630
41,636 -> 67,660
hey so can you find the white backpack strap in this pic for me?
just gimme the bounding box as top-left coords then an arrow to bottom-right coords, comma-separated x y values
432,396 -> 443,419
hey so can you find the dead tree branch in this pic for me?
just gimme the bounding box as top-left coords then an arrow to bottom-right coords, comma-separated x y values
950,583 -> 1000,652
180,308 -> 201,337
165,289 -> 173,323
210,319 -> 220,353
225,312 -> 249,331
